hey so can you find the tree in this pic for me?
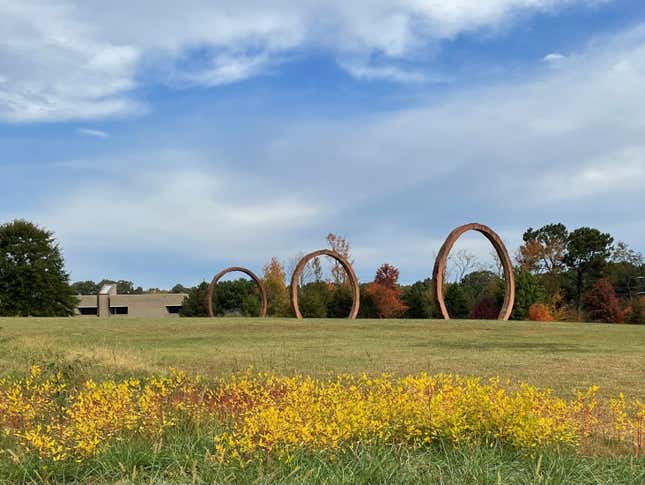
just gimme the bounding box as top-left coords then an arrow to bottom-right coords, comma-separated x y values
364,263 -> 408,318
180,282 -> 209,316
374,263 -> 400,288
446,249 -> 479,282
518,224 -> 568,274
171,284 -> 189,294
0,219 -> 78,316
71,280 -> 99,295
327,283 -> 353,317
97,279 -> 142,294
459,270 -> 503,312
511,269 -> 547,320
444,283 -> 468,319
564,227 -> 614,314
263,257 -> 291,317
212,279 -> 261,316
326,233 -> 353,284
518,223 -> 568,301
582,278 -> 624,323
299,281 -> 328,318
606,242 -> 644,298
402,278 -> 435,318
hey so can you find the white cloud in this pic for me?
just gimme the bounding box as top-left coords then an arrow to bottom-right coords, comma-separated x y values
543,52 -> 567,63
77,128 -> 109,138
0,0 -> 601,122
338,59 -> 429,83
32,150 -> 323,264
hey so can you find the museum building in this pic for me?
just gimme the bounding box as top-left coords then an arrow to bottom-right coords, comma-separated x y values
75,284 -> 186,318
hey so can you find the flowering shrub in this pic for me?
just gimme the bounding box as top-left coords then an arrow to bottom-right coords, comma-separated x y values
1,366 -> 643,464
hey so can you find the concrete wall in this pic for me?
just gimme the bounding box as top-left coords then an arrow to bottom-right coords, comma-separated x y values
110,293 -> 186,318
74,292 -> 187,318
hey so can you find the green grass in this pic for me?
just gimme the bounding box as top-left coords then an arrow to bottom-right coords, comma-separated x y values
1,317 -> 644,484
1,317 -> 644,398
2,438 -> 644,485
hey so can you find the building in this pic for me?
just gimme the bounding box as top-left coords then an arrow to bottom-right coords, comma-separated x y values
76,284 -> 187,318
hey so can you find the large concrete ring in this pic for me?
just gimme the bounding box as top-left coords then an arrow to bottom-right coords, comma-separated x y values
432,223 -> 515,320
207,267 -> 267,318
290,249 -> 360,319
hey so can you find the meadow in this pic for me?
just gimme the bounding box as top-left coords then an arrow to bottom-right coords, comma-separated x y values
1,317 -> 644,484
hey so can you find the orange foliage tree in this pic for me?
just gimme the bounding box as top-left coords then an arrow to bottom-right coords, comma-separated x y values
364,264 -> 408,318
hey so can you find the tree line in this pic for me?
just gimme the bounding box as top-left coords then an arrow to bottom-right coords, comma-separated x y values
1,219 -> 643,323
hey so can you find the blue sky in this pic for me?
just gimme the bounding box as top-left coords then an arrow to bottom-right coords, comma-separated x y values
1,0 -> 644,288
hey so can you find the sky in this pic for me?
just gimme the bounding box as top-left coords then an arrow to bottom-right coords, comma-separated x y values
1,0 -> 644,288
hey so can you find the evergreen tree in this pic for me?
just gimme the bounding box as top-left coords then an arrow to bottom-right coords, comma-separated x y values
444,283 -> 469,319
0,219 -> 78,316
299,281 -> 329,317
402,278 -> 435,318
179,282 -> 209,317
564,227 -> 614,314
512,269 -> 547,320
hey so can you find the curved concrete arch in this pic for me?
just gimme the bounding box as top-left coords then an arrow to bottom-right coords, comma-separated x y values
207,266 -> 267,318
432,223 -> 515,320
290,249 -> 360,319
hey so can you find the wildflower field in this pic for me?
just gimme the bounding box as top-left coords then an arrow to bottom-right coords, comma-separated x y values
1,317 -> 644,483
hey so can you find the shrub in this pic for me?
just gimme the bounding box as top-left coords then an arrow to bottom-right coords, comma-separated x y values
528,303 -> 554,321
469,297 -> 500,319
582,278 -> 624,323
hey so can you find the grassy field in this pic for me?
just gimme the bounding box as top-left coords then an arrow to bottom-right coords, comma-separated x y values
1,317 -> 644,398
1,317 -> 644,484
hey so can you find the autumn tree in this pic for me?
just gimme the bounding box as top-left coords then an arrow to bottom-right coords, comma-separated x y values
518,223 -> 568,274
364,263 -> 408,318
263,257 -> 291,317
517,223 -> 568,300
582,278 -> 624,323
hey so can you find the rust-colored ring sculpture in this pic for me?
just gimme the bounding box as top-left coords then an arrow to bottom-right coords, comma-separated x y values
290,249 -> 360,319
432,223 -> 515,320
207,266 -> 267,318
